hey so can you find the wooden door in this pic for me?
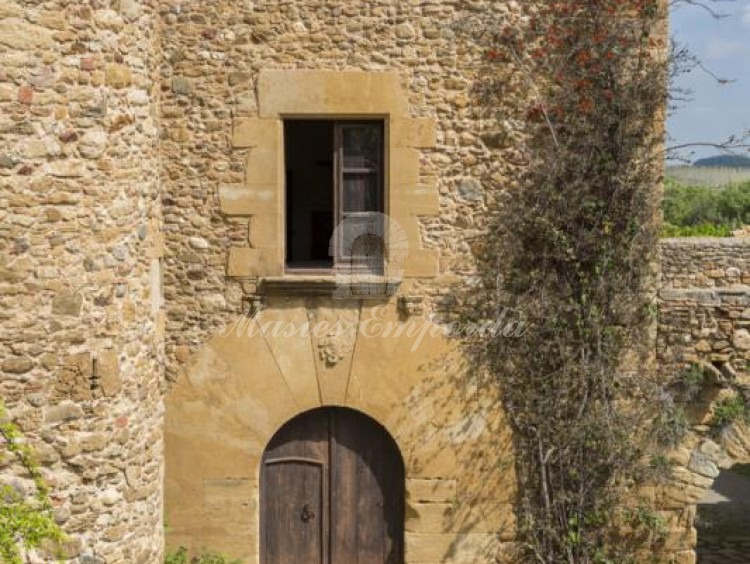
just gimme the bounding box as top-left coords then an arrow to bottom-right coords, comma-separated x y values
261,408 -> 404,564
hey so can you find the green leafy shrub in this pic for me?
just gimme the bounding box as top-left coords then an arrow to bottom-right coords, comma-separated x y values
661,179 -> 750,237
712,395 -> 750,429
0,403 -> 66,563
165,546 -> 242,564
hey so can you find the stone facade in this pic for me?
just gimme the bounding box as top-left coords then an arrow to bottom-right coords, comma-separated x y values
158,2 -> 516,562
0,1 -> 164,562
2,1 -> 744,564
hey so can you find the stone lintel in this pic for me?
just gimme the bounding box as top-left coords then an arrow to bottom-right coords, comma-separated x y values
257,69 -> 409,118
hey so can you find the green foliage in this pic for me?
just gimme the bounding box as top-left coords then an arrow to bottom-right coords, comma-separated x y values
661,179 -> 750,237
0,403 -> 66,564
165,547 -> 189,564
660,223 -> 734,238
165,546 -> 242,564
625,505 -> 668,538
675,363 -> 707,402
712,395 -> 749,429
653,403 -> 689,447
646,455 -> 675,483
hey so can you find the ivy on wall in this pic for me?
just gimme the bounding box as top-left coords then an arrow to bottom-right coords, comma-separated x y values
0,403 -> 66,564
461,1 -> 669,561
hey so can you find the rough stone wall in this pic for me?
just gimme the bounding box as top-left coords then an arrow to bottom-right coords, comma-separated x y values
657,238 -> 750,564
0,1 -> 164,562
158,1 -> 520,562
157,0 -> 509,382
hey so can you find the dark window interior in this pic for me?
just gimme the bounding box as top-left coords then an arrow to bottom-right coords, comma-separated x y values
284,119 -> 384,272
285,120 -> 335,269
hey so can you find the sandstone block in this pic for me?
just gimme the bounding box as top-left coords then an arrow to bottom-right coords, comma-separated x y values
171,77 -> 191,96
106,64 -> 132,89
227,247 -> 261,278
219,184 -> 277,216
79,130 -> 108,159
404,249 -> 440,279
733,329 -> 750,350
258,70 -> 410,118
2,357 -> 33,374
407,478 -> 457,503
232,118 -> 280,149
391,118 -> 437,148
0,19 -> 54,49
97,349 -> 121,397
53,292 -> 83,316
45,401 -> 84,424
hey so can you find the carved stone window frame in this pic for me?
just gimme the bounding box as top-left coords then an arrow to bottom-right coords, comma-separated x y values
222,70 -> 441,289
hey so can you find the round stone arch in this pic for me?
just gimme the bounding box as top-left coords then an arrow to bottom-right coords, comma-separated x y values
655,370 -> 750,563
164,297 -> 518,563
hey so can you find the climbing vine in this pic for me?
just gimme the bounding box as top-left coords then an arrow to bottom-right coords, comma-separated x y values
0,403 -> 66,564
460,1 -> 669,562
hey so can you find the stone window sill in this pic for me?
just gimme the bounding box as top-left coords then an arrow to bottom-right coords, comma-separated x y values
259,275 -> 401,297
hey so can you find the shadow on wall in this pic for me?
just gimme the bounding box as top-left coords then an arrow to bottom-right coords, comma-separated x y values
390,355 -> 519,563
697,464 -> 750,562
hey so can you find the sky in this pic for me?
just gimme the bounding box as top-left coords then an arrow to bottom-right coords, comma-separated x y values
668,0 -> 750,162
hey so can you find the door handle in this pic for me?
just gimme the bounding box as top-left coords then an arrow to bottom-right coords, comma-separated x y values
301,504 -> 315,523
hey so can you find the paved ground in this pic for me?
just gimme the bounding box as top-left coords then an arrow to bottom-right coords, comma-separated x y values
697,466 -> 750,564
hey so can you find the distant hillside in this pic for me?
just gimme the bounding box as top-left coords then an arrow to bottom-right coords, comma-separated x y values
693,155 -> 750,168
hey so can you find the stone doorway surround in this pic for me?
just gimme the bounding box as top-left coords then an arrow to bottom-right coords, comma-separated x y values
165,69 -> 517,563
164,297 -> 518,563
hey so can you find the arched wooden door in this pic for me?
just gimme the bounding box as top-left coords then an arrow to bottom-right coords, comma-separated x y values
260,407 -> 405,564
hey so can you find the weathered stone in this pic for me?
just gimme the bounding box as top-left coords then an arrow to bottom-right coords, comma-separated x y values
0,19 -> 54,49
457,177 -> 483,201
79,130 -> 108,159
228,72 -> 252,86
52,292 -> 83,316
395,23 -> 416,40
45,402 -> 84,424
733,329 -> 750,350
189,237 -> 209,250
2,358 -> 33,374
106,64 -> 132,88
688,451 -> 720,479
119,0 -> 142,21
97,349 -> 121,397
47,160 -> 87,178
0,155 -> 18,168
171,77 -> 191,95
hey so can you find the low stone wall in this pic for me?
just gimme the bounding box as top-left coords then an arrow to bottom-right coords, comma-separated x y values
657,238 -> 750,564
660,238 -> 750,289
